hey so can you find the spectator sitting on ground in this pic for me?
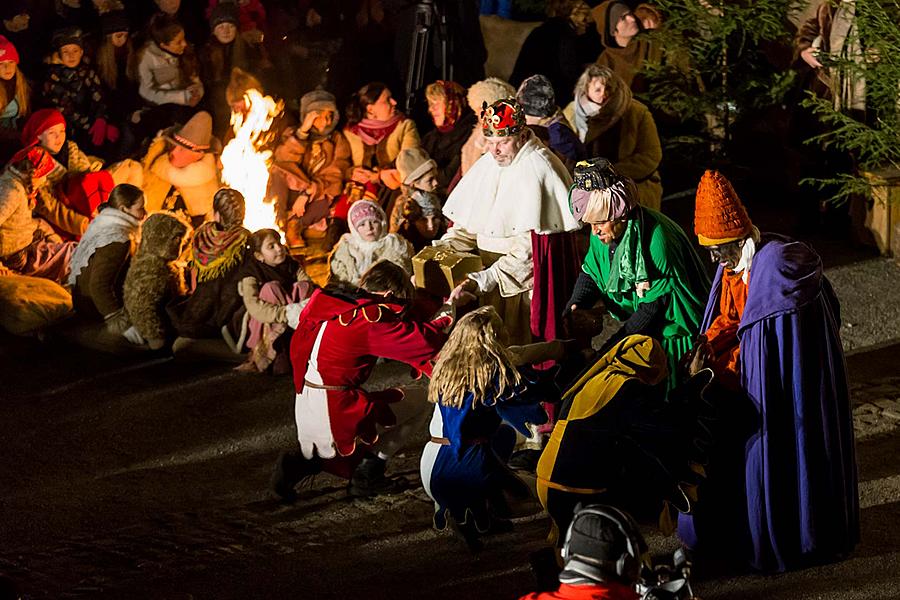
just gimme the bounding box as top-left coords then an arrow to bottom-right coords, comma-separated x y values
168,187 -> 250,350
342,81 -> 420,207
140,110 -> 221,225
199,3 -> 258,138
94,10 -> 141,159
237,228 -> 314,374
42,26 -> 120,158
68,183 -> 146,333
122,209 -> 192,350
269,88 -> 351,254
328,199 -> 413,287
22,109 -> 140,238
135,14 -> 204,141
420,80 -> 476,192
0,35 -> 30,162
390,147 -> 446,251
0,145 -> 77,284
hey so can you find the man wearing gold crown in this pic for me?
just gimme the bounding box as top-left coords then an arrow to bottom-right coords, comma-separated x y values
438,98 -> 582,346
679,170 -> 858,573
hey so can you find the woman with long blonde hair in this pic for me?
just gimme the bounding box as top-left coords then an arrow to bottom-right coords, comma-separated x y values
420,306 -> 550,551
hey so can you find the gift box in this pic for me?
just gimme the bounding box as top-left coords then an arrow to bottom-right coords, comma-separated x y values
412,246 -> 483,297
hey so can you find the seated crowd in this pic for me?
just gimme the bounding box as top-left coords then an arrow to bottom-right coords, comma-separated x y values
0,1 -> 860,596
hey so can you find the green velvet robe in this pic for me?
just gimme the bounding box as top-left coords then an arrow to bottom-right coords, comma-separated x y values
582,207 -> 710,388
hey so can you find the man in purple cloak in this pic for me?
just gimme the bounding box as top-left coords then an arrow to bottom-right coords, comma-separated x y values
678,170 -> 859,572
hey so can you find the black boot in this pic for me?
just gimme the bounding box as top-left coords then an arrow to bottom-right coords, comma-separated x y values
347,455 -> 405,498
270,448 -> 321,503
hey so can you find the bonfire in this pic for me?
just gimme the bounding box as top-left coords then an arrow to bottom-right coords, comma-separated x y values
220,89 -> 284,233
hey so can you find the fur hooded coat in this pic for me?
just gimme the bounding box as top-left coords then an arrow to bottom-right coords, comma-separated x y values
123,211 -> 192,346
328,203 -> 413,286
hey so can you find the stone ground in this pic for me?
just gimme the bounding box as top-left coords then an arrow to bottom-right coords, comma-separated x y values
4,189 -> 900,598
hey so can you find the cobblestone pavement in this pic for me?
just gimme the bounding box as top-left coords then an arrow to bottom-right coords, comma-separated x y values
3,254 -> 900,599
852,377 -> 900,439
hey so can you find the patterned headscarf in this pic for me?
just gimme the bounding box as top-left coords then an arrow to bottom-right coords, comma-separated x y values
428,80 -> 467,133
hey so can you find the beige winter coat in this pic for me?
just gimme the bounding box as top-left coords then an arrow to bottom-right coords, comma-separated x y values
141,136 -> 221,218
343,119 -> 421,168
137,41 -> 204,106
0,170 -> 39,258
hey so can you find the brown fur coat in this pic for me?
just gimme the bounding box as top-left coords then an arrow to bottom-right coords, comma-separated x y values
123,211 -> 192,346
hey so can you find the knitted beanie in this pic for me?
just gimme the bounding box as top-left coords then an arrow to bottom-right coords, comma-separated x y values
51,26 -> 84,50
0,36 -> 17,64
100,10 -> 131,35
694,170 -> 753,246
397,148 -> 437,186
21,109 -> 67,147
210,3 -> 239,29
516,74 -> 556,118
348,200 -> 384,230
300,89 -> 337,119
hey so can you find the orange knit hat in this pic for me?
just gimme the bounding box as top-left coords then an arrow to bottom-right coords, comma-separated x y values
694,170 -> 753,246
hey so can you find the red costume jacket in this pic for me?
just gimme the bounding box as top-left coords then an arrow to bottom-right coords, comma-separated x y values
289,288 -> 450,457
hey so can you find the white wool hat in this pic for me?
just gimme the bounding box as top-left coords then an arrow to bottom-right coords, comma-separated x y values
466,77 -> 516,114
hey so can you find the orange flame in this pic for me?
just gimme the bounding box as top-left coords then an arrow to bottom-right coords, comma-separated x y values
221,89 -> 284,234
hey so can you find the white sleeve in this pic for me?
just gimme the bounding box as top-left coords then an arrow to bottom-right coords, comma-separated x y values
477,231 -> 533,297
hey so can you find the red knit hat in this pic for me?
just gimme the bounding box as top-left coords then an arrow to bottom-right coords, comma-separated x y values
0,36 -> 19,65
9,145 -> 56,179
21,109 -> 67,148
481,99 -> 525,137
694,170 -> 754,246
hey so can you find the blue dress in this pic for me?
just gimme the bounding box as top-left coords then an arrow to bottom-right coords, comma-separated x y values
420,371 -> 549,531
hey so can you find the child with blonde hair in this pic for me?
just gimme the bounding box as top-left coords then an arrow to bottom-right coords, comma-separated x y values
420,306 -> 554,551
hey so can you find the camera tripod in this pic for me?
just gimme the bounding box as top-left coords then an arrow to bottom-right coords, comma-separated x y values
404,0 -> 452,113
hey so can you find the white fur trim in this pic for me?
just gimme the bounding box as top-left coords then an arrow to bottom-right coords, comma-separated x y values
443,137 -> 581,237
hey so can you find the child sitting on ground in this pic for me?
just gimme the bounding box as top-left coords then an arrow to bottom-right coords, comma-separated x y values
328,199 -> 413,286
169,187 -> 250,350
391,147 -> 447,251
122,210 -> 192,350
237,228 -> 314,374
420,306 -> 554,552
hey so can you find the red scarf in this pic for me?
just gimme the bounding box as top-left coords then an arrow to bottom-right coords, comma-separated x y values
349,113 -> 403,146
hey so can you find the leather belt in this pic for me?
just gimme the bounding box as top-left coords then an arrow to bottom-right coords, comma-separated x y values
304,379 -> 354,391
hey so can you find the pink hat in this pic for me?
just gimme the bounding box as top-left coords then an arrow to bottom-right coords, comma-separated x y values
348,200 -> 384,230
0,36 -> 19,65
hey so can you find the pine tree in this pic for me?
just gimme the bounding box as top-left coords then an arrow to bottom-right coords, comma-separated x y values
640,0 -> 800,157
801,0 -> 900,202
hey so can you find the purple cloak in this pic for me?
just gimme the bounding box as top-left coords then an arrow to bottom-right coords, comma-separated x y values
679,234 -> 859,572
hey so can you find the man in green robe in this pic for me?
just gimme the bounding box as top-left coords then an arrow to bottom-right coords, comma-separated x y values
565,158 -> 710,389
